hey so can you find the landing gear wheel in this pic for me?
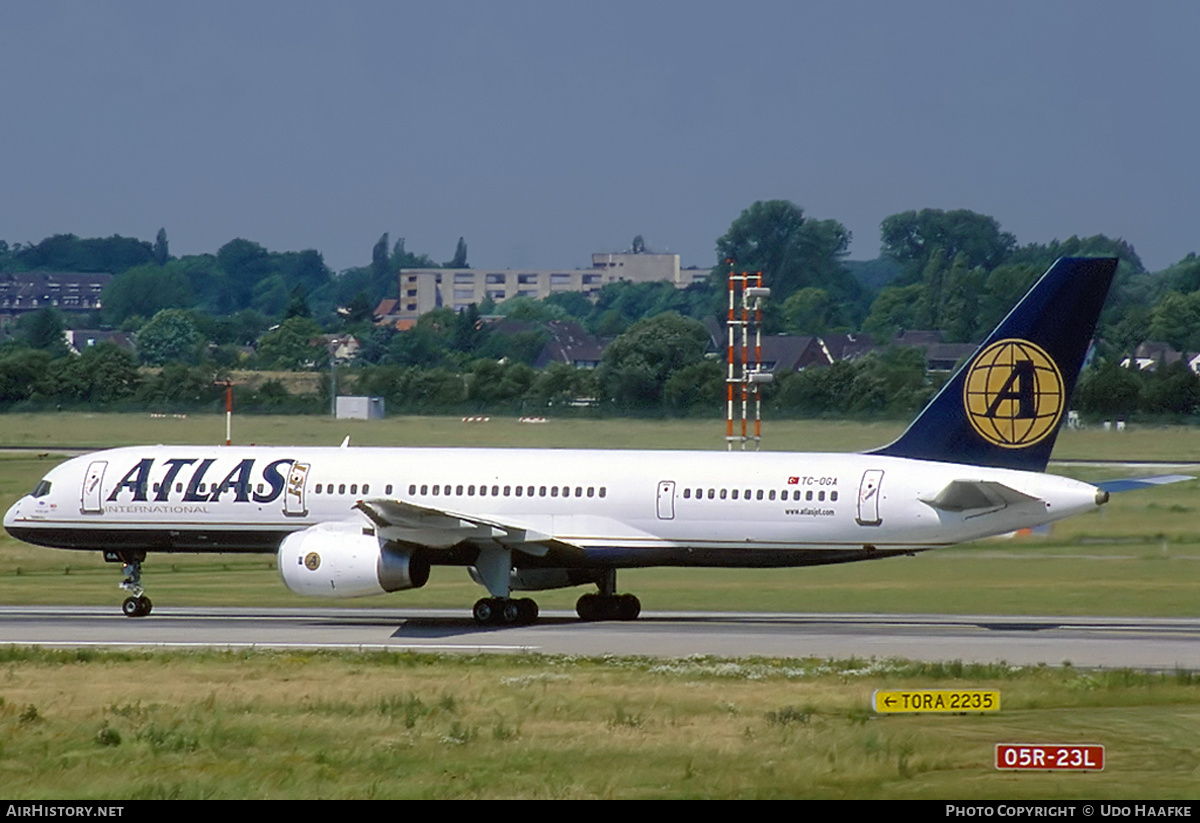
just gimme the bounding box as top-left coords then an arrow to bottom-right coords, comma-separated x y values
617,594 -> 640,620
576,593 -> 641,622
501,600 -> 523,624
473,598 -> 497,625
473,597 -> 539,626
576,593 -> 599,621
122,596 -> 152,618
520,598 -> 539,623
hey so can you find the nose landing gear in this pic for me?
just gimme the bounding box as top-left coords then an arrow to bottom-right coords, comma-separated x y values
105,551 -> 152,617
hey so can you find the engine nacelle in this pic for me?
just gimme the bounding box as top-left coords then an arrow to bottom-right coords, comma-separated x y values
278,520 -> 429,599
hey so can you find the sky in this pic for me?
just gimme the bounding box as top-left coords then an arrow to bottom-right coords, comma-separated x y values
1,1 -> 1197,274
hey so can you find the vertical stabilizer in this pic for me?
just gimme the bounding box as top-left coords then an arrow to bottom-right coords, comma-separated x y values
870,257 -> 1118,471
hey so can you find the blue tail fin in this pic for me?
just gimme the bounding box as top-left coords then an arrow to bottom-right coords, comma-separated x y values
870,257 -> 1118,471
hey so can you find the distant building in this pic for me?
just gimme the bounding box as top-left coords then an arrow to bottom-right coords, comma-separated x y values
530,320 -> 606,370
0,272 -> 112,319
381,251 -> 692,320
316,334 -> 360,363
890,330 -> 976,372
335,396 -> 385,420
1121,341 -> 1200,373
484,318 -> 607,370
63,328 -> 135,355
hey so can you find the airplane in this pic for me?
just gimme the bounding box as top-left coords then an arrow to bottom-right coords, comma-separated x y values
4,257 -> 1183,624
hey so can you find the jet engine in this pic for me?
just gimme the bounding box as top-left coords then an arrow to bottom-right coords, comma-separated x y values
278,520 -> 429,598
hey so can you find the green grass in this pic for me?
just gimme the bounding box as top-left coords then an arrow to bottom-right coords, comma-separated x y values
0,648 -> 1196,799
1,410 -> 1199,459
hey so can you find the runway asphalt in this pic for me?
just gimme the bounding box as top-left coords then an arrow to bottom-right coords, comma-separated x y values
1,606 -> 1197,670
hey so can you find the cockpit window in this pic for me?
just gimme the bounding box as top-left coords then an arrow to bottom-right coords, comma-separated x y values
31,480 -> 52,498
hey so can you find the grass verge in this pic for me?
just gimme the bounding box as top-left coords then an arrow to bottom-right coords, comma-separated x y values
0,648 -> 1197,799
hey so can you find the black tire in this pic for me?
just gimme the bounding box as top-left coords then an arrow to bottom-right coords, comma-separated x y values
472,598 -> 496,625
576,593 -> 598,621
501,600 -> 523,625
617,594 -> 641,621
122,597 -> 140,617
138,596 -> 153,617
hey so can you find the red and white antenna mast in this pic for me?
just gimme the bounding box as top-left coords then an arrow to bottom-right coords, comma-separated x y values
725,263 -> 771,450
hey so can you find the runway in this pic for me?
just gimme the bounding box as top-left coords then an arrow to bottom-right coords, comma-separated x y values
1,606 -> 1198,670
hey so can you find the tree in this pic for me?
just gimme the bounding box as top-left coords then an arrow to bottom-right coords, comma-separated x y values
632,235 -> 645,254
256,317 -> 324,370
598,313 -> 710,409
452,304 -> 487,353
153,228 -> 169,266
372,233 -> 391,283
446,237 -> 468,269
43,343 -> 140,405
136,309 -> 203,366
862,283 -> 924,341
1076,362 -> 1141,418
1148,292 -> 1200,353
18,307 -> 69,355
781,288 -> 837,334
714,201 -> 863,315
880,209 -> 1016,282
102,264 -> 195,325
0,348 -> 53,405
12,233 -> 154,273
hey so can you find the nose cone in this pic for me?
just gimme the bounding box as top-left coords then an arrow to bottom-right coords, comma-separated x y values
4,494 -> 36,544
4,496 -> 24,533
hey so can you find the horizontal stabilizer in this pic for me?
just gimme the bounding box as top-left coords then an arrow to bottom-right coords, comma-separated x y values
1094,474 -> 1193,494
921,480 -> 1042,513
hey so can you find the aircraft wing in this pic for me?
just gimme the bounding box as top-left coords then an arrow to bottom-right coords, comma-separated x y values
1093,474 -> 1194,494
353,498 -> 585,561
920,480 -> 1043,514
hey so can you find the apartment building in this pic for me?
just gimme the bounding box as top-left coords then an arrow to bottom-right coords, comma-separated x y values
385,252 -> 698,320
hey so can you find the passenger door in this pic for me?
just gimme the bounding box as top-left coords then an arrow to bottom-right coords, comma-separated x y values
656,480 -> 675,520
81,461 -> 107,515
856,470 -> 883,526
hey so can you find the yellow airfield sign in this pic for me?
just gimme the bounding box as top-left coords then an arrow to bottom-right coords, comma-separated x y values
873,689 -> 1000,713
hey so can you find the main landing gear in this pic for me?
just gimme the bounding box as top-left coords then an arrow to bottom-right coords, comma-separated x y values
472,597 -> 538,626
575,570 -> 640,621
469,547 -> 641,627
576,592 -> 640,621
105,551 -> 152,618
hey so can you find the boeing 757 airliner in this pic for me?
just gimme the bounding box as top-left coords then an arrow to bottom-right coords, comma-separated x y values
6,257 -> 1181,624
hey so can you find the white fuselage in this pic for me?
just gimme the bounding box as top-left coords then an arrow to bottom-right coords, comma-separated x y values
4,445 -> 1103,568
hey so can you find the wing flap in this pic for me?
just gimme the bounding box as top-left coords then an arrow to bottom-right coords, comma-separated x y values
353,499 -> 580,560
